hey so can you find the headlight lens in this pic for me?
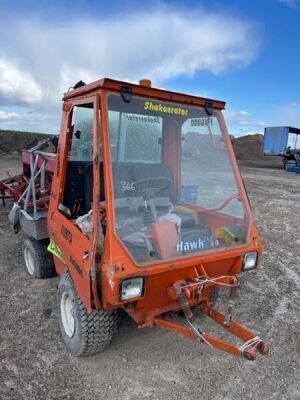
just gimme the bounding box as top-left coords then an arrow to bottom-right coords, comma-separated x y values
243,252 -> 258,270
120,277 -> 144,301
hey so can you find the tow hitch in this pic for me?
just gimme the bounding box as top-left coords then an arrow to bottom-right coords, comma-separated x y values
154,277 -> 269,361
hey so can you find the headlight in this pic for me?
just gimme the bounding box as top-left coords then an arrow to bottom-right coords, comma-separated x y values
120,277 -> 144,301
243,252 -> 258,270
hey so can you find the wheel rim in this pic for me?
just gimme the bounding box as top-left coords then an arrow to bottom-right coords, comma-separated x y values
60,292 -> 75,337
24,246 -> 35,275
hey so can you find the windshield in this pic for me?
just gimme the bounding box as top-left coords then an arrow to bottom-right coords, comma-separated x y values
107,94 -> 249,265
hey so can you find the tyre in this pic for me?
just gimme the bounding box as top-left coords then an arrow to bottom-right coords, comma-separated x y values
57,273 -> 117,356
23,237 -> 56,279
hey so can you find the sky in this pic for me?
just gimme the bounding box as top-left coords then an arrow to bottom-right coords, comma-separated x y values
0,0 -> 299,137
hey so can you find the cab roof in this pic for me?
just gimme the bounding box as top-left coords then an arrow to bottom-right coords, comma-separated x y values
63,78 -> 226,110
265,126 -> 300,135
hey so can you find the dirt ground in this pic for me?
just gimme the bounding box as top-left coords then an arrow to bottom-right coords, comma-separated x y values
0,154 -> 300,400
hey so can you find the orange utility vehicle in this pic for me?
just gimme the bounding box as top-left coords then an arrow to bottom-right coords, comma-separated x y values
3,78 -> 268,360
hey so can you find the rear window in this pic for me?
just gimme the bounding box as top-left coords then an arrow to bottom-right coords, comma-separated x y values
69,104 -> 93,161
108,110 -> 162,163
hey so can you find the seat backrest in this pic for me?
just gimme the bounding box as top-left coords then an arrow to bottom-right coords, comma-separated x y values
63,161 -> 86,214
83,162 -> 105,213
82,161 -> 178,213
132,163 -> 178,203
112,162 -> 136,198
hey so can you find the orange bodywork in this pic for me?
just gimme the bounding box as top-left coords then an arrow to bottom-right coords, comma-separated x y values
47,78 -> 266,359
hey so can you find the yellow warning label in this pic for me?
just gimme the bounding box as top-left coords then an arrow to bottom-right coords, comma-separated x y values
48,240 -> 66,263
144,101 -> 188,116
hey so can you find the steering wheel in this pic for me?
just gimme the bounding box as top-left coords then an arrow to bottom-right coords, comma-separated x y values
131,177 -> 172,200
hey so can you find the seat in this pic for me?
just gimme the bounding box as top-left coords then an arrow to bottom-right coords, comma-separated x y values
63,161 -> 86,215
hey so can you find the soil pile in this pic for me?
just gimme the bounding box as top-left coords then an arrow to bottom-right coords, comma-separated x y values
231,134 -> 265,161
182,132 -> 227,164
231,134 -> 282,167
0,130 -> 51,153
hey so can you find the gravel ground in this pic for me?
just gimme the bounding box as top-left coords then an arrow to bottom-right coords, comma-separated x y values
0,155 -> 300,399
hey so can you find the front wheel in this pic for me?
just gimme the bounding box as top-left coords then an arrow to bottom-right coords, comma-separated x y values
57,273 -> 117,356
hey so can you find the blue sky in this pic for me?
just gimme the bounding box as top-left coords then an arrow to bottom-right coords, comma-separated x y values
0,0 -> 299,136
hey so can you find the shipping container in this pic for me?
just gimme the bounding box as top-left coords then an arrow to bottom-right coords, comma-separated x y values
263,126 -> 300,155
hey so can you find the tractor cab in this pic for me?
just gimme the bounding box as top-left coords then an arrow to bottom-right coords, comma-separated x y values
54,82 -> 251,266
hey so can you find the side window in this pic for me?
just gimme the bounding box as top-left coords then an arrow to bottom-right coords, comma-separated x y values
60,103 -> 95,218
181,115 -> 243,216
70,104 -> 94,161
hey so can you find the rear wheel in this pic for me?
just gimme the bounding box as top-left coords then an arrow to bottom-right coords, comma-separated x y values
23,237 -> 56,279
57,273 -> 117,356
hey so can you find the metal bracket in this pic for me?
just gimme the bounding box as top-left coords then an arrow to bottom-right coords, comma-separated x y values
121,85 -> 133,103
223,286 -> 238,327
174,284 -> 193,319
174,284 -> 212,347
205,101 -> 214,116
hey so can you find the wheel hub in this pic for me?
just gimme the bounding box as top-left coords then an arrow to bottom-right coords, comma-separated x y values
60,292 -> 75,337
24,246 -> 35,275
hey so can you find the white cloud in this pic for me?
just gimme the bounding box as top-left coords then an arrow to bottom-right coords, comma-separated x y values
0,109 -> 20,120
225,109 -> 266,127
229,101 -> 300,137
0,57 -> 43,105
0,108 -> 59,132
275,101 -> 300,126
1,10 -> 259,100
0,8 -> 260,131
239,110 -> 250,116
225,109 -> 266,137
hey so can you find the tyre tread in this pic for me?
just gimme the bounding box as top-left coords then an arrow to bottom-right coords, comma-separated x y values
60,274 -> 117,356
23,237 -> 56,279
